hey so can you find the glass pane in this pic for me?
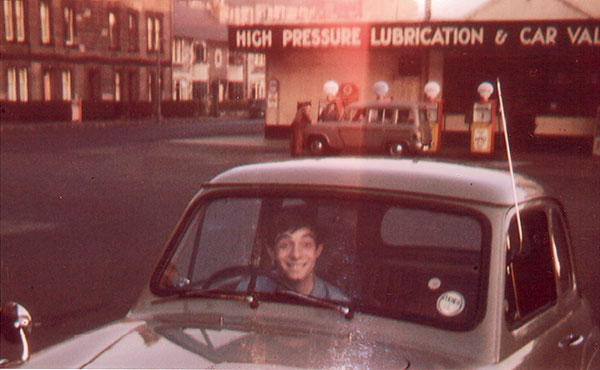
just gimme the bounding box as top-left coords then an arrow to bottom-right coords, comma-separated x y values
4,0 -> 14,41
381,207 -> 481,251
551,210 -> 573,294
15,0 -> 24,41
506,209 -> 557,325
158,194 -> 487,330
40,2 -> 50,44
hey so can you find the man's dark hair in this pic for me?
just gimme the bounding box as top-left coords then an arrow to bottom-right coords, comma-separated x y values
270,205 -> 320,247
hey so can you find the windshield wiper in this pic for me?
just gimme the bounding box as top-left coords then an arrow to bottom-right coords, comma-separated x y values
272,289 -> 354,320
151,288 -> 247,305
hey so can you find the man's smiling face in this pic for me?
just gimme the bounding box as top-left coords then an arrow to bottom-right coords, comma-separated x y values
273,226 -> 323,294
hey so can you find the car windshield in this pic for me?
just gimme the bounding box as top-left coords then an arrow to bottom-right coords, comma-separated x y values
155,190 -> 489,330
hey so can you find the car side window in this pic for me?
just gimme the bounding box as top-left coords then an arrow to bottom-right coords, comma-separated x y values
550,209 -> 574,294
504,208 -> 557,328
367,108 -> 382,124
396,109 -> 412,126
382,109 -> 395,124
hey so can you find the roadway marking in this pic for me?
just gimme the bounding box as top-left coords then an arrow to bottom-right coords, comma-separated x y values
1,220 -> 59,236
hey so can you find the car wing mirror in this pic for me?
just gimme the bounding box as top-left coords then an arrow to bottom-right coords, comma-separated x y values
0,302 -> 32,367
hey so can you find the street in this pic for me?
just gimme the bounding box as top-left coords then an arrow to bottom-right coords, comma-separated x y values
1,117 -> 599,356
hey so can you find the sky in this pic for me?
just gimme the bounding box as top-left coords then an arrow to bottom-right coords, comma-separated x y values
416,0 -> 489,19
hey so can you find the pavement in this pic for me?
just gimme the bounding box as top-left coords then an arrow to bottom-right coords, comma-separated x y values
0,115 -> 217,133
2,115 -> 599,165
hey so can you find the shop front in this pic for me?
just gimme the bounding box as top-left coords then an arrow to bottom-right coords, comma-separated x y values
229,20 -> 599,144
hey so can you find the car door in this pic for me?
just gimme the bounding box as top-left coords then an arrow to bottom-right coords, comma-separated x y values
499,202 -> 595,368
338,107 -> 377,150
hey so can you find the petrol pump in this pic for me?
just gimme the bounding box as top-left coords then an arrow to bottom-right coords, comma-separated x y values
423,81 -> 443,153
318,80 -> 344,121
470,82 -> 497,154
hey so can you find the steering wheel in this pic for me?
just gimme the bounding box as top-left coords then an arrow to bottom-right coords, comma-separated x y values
199,265 -> 294,292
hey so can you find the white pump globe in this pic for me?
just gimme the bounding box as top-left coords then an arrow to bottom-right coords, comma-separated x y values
373,81 -> 390,98
477,82 -> 494,100
323,80 -> 339,96
424,81 -> 441,99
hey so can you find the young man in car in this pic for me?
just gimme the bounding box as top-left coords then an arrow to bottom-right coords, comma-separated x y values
238,209 -> 347,301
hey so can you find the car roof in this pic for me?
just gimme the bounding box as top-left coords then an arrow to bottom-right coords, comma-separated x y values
209,158 -> 545,206
345,100 -> 427,110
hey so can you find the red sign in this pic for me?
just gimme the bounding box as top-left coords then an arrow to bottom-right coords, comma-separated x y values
229,20 -> 600,53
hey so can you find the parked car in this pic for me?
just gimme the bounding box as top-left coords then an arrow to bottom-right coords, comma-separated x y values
248,99 -> 266,119
2,158 -> 599,368
303,100 -> 433,156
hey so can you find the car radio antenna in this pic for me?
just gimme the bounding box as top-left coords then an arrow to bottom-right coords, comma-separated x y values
497,78 -> 523,246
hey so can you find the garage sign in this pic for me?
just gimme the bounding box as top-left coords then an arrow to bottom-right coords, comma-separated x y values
230,20 -> 599,52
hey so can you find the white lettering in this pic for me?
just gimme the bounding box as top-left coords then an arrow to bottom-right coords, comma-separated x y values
430,28 -> 445,45
293,29 -> 302,46
458,28 -> 470,45
567,26 -> 581,44
282,29 -> 292,47
369,26 -> 483,47
521,26 -> 558,46
236,29 -> 245,48
236,29 -> 272,48
578,28 -> 593,45
341,27 -> 351,45
393,27 -> 403,45
567,26 -> 600,45
420,26 -> 432,45
471,27 -> 484,45
520,26 -> 532,44
330,28 -> 340,46
546,27 -> 557,45
321,28 -> 330,45
405,27 -> 416,45
352,27 -> 361,46
281,27 -> 362,48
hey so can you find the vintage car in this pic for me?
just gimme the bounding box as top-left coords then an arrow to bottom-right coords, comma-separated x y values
2,158 -> 599,368
303,100 -> 433,156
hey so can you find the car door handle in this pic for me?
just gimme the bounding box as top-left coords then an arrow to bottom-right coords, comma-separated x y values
558,333 -> 584,348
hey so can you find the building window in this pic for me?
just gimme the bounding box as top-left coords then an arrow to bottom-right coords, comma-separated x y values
6,67 -> 28,101
147,14 -> 161,52
148,73 -> 154,101
4,0 -> 25,42
6,67 -> 16,101
61,70 -> 72,101
18,67 -> 28,101
127,11 -> 138,51
215,49 -> 223,67
192,81 -> 208,100
115,72 -> 121,102
173,38 -> 183,64
108,10 -> 119,49
40,1 -> 51,44
174,80 -> 181,101
252,53 -> 265,67
43,70 -> 52,101
3,0 -> 14,41
194,42 -> 207,63
15,0 -> 24,41
228,51 -> 243,66
228,82 -> 243,100
64,6 -> 74,46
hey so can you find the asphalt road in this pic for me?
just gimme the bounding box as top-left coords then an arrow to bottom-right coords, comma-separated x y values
1,117 -> 599,358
